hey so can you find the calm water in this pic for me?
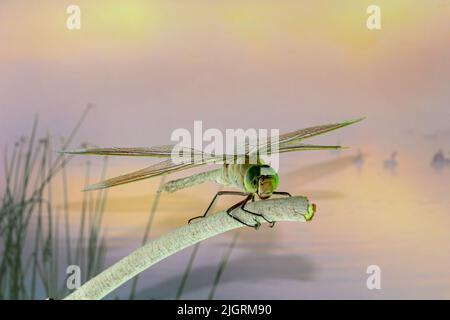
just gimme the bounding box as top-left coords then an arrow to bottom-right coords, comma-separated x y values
54,146 -> 450,299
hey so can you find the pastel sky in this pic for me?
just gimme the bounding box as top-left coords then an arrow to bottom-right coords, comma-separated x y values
1,0 -> 449,150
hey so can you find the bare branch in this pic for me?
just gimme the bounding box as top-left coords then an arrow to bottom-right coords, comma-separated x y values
64,196 -> 315,300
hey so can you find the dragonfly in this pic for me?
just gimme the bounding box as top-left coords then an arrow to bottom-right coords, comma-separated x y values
62,118 -> 363,229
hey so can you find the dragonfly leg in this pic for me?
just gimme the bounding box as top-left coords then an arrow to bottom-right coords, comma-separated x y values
240,194 -> 276,228
272,191 -> 292,197
226,199 -> 261,230
254,191 -> 291,227
188,191 -> 248,224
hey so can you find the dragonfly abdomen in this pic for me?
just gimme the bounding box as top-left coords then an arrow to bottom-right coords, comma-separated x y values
159,164 -> 253,193
222,164 -> 256,193
159,168 -> 224,193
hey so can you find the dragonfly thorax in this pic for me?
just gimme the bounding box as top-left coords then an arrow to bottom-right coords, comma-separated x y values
244,165 -> 279,199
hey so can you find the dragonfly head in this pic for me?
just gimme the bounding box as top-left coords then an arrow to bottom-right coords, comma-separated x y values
257,175 -> 279,199
245,165 -> 279,199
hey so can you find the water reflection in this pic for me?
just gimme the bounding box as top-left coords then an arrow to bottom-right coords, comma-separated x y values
283,154 -> 359,188
383,152 -> 398,173
6,146 -> 450,299
352,149 -> 365,172
135,252 -> 316,299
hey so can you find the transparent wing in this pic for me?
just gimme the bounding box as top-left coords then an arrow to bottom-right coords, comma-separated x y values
61,145 -> 202,158
84,159 -> 204,191
255,118 -> 364,155
279,143 -> 344,154
61,144 -> 237,164
279,118 -> 364,145
64,118 -> 362,161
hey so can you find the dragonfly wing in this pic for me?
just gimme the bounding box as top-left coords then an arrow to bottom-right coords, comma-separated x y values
253,118 -> 363,155
84,159 -> 203,191
279,143 -> 343,153
61,145 -> 203,159
278,118 -> 364,146
72,119 -> 363,189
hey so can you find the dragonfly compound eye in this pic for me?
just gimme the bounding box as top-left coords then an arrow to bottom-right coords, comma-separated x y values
244,166 -> 260,193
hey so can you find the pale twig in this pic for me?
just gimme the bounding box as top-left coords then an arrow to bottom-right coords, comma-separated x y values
64,196 -> 315,300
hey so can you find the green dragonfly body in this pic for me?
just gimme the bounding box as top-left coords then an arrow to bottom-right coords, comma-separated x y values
159,163 -> 278,199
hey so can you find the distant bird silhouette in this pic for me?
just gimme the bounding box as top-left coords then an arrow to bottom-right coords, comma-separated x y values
384,152 -> 398,172
431,149 -> 450,170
